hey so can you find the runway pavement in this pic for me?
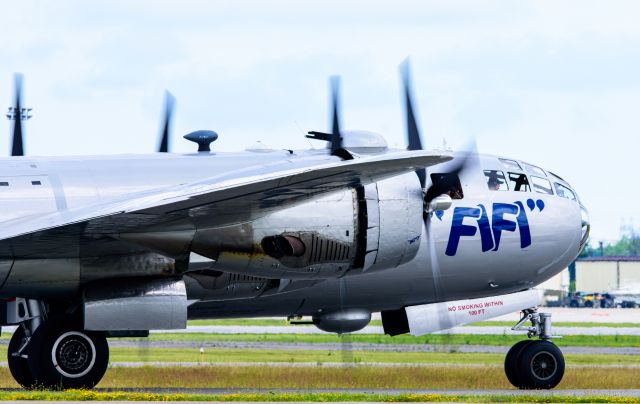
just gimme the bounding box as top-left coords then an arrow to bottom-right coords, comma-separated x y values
5,323 -> 640,336
151,324 -> 640,335
1,336 -> 637,354
2,308 -> 639,336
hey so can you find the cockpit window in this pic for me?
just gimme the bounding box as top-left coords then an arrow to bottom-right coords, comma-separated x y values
548,171 -> 566,182
499,158 -> 521,170
531,176 -> 553,195
484,170 -> 508,191
554,183 -> 577,201
507,172 -> 530,192
427,173 -> 464,200
522,163 -> 546,177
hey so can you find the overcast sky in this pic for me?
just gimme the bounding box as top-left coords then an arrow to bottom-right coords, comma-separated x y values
0,1 -> 638,245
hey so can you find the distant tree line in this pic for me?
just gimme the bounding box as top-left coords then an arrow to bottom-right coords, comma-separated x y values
581,225 -> 640,257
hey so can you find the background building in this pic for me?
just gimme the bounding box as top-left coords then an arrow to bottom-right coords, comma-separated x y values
575,256 -> 640,293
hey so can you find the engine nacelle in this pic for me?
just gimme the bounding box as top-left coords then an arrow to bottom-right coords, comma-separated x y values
187,173 -> 423,279
361,173 -> 424,273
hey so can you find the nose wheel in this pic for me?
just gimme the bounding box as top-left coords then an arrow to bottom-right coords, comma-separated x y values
504,308 -> 565,389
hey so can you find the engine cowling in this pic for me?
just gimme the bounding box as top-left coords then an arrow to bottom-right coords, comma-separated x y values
116,173 -> 424,280
360,173 -> 424,273
187,172 -> 423,279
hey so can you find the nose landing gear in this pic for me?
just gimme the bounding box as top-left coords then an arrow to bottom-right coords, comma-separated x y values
504,308 -> 565,389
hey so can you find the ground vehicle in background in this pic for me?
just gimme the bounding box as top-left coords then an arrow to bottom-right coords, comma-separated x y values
568,292 -> 614,308
611,289 -> 640,308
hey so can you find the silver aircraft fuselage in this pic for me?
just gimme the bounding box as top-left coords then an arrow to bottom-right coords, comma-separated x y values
0,148 -> 586,318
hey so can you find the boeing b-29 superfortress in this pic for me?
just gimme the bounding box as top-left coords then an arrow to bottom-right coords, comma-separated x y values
0,62 -> 589,390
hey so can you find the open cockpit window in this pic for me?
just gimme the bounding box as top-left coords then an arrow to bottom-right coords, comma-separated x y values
531,176 -> 553,195
499,158 -> 521,170
427,173 -> 464,200
554,183 -> 577,201
484,170 -> 508,191
507,172 -> 530,192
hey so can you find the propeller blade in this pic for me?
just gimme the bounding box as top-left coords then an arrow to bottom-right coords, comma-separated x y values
402,60 -> 473,342
329,76 -> 343,154
400,59 -> 425,188
399,59 -> 475,345
338,277 -> 354,364
423,142 -> 476,206
11,73 -> 24,157
157,91 -> 175,153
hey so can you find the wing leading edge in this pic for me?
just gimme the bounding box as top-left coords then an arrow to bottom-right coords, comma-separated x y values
0,151 -> 451,258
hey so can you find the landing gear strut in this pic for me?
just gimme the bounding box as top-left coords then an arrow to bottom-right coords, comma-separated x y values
6,300 -> 109,390
504,308 -> 565,389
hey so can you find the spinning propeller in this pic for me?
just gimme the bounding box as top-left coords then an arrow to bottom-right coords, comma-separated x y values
400,59 -> 474,212
6,75 -> 174,156
7,73 -> 30,156
400,59 -> 476,342
157,91 -> 175,153
307,76 -> 353,160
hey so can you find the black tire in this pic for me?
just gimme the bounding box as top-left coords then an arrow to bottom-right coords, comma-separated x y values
516,340 -> 565,389
504,340 -> 533,388
27,318 -> 109,390
7,325 -> 37,389
584,300 -> 593,308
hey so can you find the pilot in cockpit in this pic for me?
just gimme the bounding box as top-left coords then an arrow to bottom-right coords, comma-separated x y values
485,171 -> 505,191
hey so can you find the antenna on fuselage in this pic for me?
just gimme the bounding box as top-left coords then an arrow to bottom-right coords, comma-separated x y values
6,73 -> 30,156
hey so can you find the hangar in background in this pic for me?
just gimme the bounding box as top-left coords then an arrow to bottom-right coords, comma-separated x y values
575,256 -> 640,293
538,256 -> 640,294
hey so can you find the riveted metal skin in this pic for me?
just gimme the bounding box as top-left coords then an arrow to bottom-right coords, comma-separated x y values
83,277 -> 187,330
0,150 -> 583,327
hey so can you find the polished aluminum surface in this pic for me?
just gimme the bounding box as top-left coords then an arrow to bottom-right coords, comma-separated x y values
83,278 -> 187,330
0,147 -> 584,333
405,289 -> 542,335
312,308 -> 372,333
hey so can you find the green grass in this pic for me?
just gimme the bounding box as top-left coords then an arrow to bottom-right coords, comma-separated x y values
110,348 -> 507,364
112,349 -> 640,365
41,343 -> 637,365
3,365 -> 640,394
144,332 -> 640,347
0,390 -> 639,402
187,318 -> 640,328
3,343 -> 637,365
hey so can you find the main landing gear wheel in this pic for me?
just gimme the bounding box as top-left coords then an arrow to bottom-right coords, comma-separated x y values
7,325 -> 36,389
27,318 -> 109,390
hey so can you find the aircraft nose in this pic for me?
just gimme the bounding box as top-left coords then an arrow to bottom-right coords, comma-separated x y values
579,204 -> 590,250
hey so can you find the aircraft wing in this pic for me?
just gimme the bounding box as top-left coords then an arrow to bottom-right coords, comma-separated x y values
0,151 -> 450,258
